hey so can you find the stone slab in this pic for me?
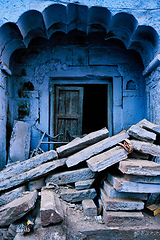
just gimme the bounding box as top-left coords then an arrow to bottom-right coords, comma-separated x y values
107,173 -> 160,193
127,124 -> 156,142
137,119 -> 160,135
8,121 -> 31,163
100,188 -> 144,211
119,159 -> 160,176
60,188 -> 97,203
124,174 -> 160,183
40,189 -> 64,227
46,168 -> 95,185
0,158 -> 66,192
130,140 -> 160,157
66,131 -> 129,168
0,185 -> 26,207
75,179 -> 95,190
0,190 -> 37,227
28,178 -> 45,191
0,150 -> 58,182
103,180 -> 148,200
82,199 -> 97,217
87,146 -> 128,172
154,156 -> 160,164
56,127 -> 109,158
103,210 -> 145,227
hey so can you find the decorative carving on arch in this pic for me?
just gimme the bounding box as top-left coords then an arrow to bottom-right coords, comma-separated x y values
0,3 -> 159,73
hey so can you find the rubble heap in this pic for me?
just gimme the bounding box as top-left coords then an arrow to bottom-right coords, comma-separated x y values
1,119 -> 160,239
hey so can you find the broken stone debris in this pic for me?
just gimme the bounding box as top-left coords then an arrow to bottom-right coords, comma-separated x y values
1,120 -> 160,237
82,199 -> 97,217
0,190 -> 37,227
40,189 -> 64,227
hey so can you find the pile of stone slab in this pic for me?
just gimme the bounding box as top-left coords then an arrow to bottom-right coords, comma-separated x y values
100,119 -> 160,226
1,119 -> 160,238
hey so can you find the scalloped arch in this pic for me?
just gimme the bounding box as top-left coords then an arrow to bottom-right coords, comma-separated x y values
0,3 -> 159,70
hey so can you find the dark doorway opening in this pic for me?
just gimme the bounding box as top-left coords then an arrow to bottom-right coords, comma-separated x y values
82,84 -> 108,134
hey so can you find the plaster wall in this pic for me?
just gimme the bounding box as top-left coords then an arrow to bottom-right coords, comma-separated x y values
0,65 -> 7,169
146,66 -> 160,125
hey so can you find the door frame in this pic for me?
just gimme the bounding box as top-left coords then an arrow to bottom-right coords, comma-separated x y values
49,77 -> 113,139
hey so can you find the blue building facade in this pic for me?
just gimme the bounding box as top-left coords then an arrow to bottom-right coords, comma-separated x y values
0,0 -> 160,169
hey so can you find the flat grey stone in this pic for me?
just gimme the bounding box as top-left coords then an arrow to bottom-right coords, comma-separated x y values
8,121 -> 31,163
124,174 -> 160,184
119,159 -> 160,176
130,140 -> 160,157
137,119 -> 160,135
56,127 -> 109,158
103,210 -> 144,227
103,180 -> 148,200
0,150 -> 58,182
127,124 -> 156,143
60,188 -> 97,203
0,190 -> 37,227
75,179 -> 95,190
66,131 -> 129,168
107,173 -> 160,193
46,168 -> 95,185
87,146 -> 128,172
0,158 -> 66,192
100,188 -> 144,211
0,186 -> 26,207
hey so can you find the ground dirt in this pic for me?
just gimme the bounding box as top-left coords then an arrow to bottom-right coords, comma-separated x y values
12,197 -> 160,240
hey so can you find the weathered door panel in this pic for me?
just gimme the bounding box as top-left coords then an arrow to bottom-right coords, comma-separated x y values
55,86 -> 83,142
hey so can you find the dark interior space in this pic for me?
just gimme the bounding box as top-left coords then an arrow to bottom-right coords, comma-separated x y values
82,84 -> 108,134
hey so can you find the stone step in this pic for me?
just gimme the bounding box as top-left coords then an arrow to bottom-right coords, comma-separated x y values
40,189 -> 64,227
127,124 -> 156,143
119,159 -> 160,176
75,179 -> 95,190
130,140 -> 160,157
87,146 -> 128,172
66,131 -> 129,168
46,168 -> 95,185
103,180 -> 148,200
0,190 -> 37,227
107,173 -> 160,193
56,127 -> 109,158
100,188 -> 144,211
103,210 -> 145,227
60,188 -> 97,203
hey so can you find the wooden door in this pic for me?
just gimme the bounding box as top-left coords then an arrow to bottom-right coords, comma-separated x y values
55,86 -> 83,142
